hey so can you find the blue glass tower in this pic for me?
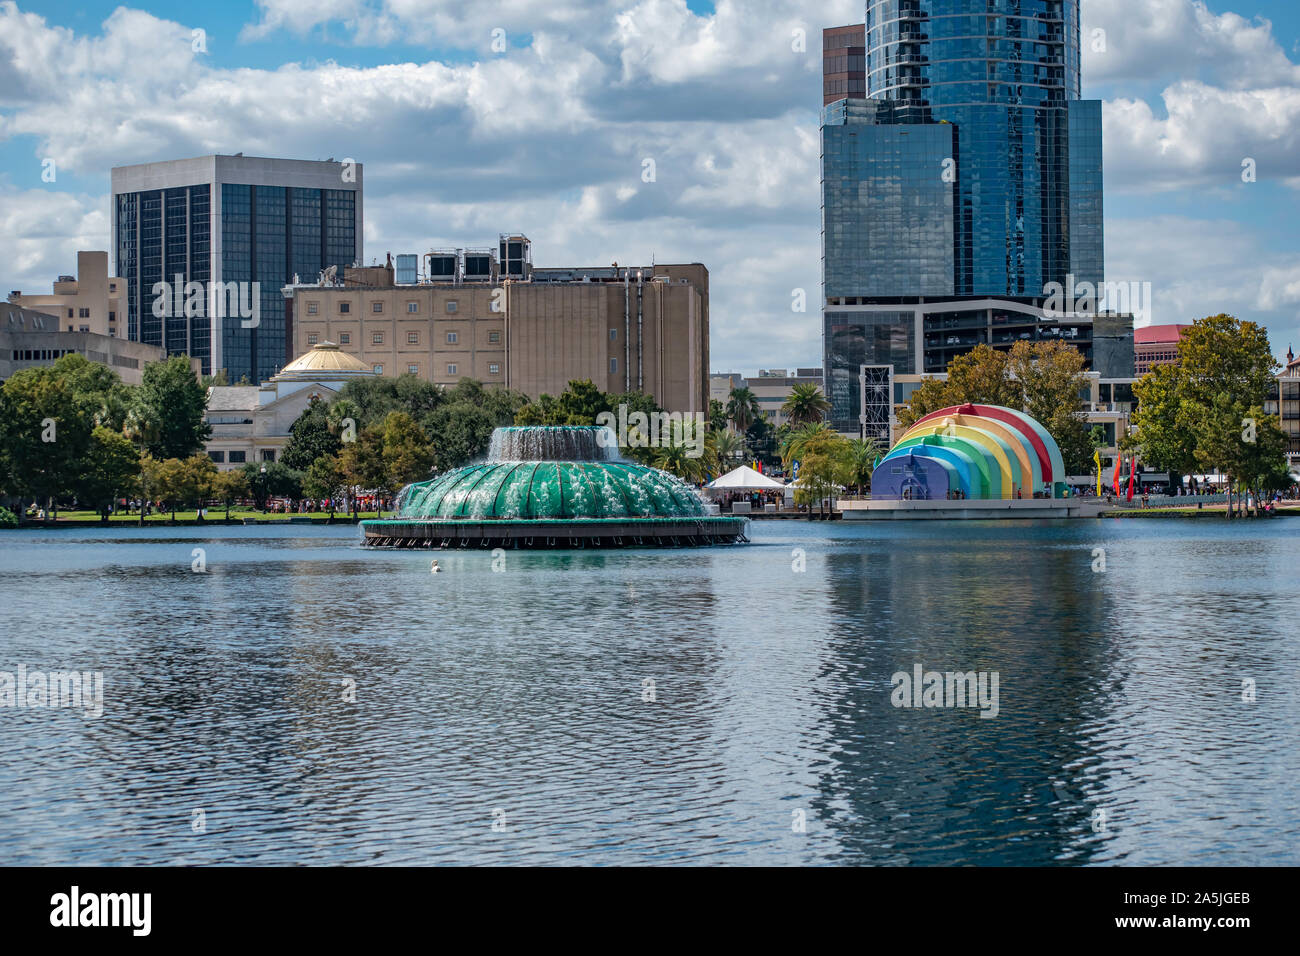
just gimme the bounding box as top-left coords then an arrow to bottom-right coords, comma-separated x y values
112,155 -> 362,383
821,1 -> 1105,431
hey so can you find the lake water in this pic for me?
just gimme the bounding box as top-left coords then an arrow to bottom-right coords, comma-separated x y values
1,519 -> 1296,866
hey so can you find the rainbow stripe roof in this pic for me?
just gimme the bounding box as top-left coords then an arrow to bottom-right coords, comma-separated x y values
875,404 -> 1067,500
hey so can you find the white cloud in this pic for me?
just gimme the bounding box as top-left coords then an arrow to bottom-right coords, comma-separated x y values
1,0 -> 1298,374
1104,82 -> 1300,190
1084,0 -> 1300,89
1107,215 -> 1300,359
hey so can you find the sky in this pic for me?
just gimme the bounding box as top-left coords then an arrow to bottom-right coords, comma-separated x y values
1,0 -> 1298,375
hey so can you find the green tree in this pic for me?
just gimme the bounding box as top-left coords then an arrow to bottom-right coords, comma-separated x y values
210,469 -> 250,520
1131,314 -> 1283,515
336,377 -> 402,427
381,411 -> 434,490
712,429 -> 745,466
134,356 -> 211,459
241,461 -> 303,511
783,427 -> 851,517
727,387 -> 762,434
780,422 -> 836,468
781,383 -> 831,426
1130,362 -> 1198,478
57,352 -> 133,432
339,428 -> 391,517
897,345 -> 1022,430
1007,340 -> 1092,474
648,418 -> 718,483
151,457 -> 187,521
555,379 -> 612,424
281,396 -> 343,470
138,454 -> 166,522
708,399 -> 726,427
302,455 -> 346,518
182,454 -> 219,518
423,402 -> 495,471
76,427 -> 141,521
840,437 -> 883,494
0,363 -> 90,518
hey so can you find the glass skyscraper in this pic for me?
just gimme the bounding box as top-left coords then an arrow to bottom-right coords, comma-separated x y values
821,1 -> 1105,431
112,155 -> 362,383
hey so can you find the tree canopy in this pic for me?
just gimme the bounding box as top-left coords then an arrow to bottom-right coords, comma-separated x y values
1132,314 -> 1285,496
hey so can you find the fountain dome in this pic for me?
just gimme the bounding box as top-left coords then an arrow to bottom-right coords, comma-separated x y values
362,425 -> 746,548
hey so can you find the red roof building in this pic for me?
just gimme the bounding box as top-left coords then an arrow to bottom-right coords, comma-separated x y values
1134,324 -> 1190,376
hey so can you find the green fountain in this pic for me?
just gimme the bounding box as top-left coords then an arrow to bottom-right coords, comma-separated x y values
361,425 -> 748,549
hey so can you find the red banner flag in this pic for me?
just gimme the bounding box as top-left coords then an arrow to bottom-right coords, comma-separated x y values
1126,456 -> 1137,501
1112,455 -> 1122,495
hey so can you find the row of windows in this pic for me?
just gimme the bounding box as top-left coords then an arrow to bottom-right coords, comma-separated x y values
365,362 -> 499,376
305,330 -> 499,346
306,300 -> 461,315
208,449 -> 276,464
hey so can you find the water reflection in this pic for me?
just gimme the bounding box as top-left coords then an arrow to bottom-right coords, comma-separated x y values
0,521 -> 1296,865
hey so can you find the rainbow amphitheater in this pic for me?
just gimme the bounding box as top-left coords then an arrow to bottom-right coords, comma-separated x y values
841,403 -> 1101,520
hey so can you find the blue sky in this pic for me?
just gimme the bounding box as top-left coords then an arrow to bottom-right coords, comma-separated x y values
2,0 -> 1299,372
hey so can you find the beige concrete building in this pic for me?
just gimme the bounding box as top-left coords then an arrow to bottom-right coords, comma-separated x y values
7,251 -> 124,338
1,303 -> 186,386
286,256 -> 709,415
204,341 -> 378,470
747,368 -> 825,427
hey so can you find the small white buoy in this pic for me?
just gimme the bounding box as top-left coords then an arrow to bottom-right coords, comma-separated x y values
430,560 -> 441,574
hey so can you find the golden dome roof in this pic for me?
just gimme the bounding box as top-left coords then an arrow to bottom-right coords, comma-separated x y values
278,341 -> 372,376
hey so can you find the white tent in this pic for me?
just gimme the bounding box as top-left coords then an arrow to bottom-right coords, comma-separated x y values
705,465 -> 787,491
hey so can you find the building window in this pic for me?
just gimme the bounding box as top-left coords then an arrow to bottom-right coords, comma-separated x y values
610,328 -> 617,340
372,302 -> 383,313
79,308 -> 90,318
446,331 -> 458,344
447,364 -> 457,376
489,363 -> 500,375
610,358 -> 618,374
261,449 -> 276,462
373,364 -> 383,374
489,331 -> 501,344
109,311 -> 116,322
307,333 -> 319,345
67,308 -> 73,318
340,302 -> 351,313
110,283 -> 117,293
229,451 -> 247,463
372,331 -> 384,345
407,364 -> 419,375
78,325 -> 89,333
339,332 -> 350,344
307,302 -> 319,315
406,302 -> 418,314
446,301 -> 458,313
407,331 -> 419,345
208,451 -> 225,463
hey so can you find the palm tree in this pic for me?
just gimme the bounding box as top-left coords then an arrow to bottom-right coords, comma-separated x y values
781,383 -> 831,426
726,387 -> 762,435
840,437 -> 883,495
650,419 -> 718,484
780,422 -> 834,469
712,429 -> 745,466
